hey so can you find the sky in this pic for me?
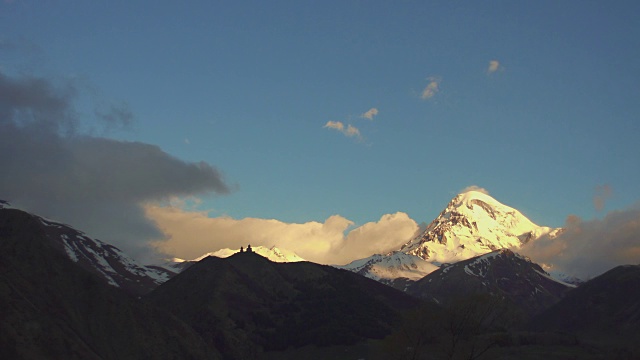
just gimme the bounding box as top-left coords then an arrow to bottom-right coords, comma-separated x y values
1,1 -> 639,273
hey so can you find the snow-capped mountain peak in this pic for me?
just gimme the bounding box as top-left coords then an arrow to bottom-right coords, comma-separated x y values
400,190 -> 560,264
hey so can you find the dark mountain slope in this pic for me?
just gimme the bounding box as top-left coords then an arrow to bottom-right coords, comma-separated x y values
0,207 -> 219,360
407,249 -> 572,317
0,202 -> 172,296
530,264 -> 640,340
147,251 -> 422,359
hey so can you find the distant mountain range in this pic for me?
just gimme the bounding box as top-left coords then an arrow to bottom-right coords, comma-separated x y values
2,196 -> 639,358
0,202 -> 420,359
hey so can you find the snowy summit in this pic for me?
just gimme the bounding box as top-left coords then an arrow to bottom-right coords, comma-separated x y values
340,190 -> 562,285
400,190 -> 560,264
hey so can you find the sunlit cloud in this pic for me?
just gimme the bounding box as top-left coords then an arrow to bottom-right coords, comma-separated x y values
460,185 -> 490,195
345,124 -> 361,138
324,120 -> 362,141
360,107 -> 378,120
421,76 -> 440,100
520,206 -> 640,279
146,203 -> 419,265
324,120 -> 344,131
487,60 -> 501,74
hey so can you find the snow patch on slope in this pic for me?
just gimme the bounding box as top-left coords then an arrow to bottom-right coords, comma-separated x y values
338,251 -> 439,281
535,269 -> 577,288
35,211 -> 171,289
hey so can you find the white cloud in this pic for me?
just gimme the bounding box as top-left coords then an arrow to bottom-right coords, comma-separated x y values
487,60 -> 501,74
333,212 -> 419,261
146,204 -> 418,265
323,120 -> 344,131
361,108 -> 379,120
324,121 -> 362,141
520,206 -> 640,279
460,185 -> 490,195
421,76 -> 440,100
345,124 -> 361,138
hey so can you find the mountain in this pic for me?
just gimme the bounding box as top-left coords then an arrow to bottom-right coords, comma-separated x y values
530,264 -> 640,345
0,201 -> 172,295
146,251 -> 422,359
207,245 -> 306,262
341,191 -> 561,285
401,190 -> 560,263
0,205 -> 219,359
156,245 -> 305,275
406,249 -> 573,316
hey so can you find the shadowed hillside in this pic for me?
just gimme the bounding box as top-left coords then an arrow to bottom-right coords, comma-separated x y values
529,264 -> 640,356
0,208 -> 219,360
407,249 -> 571,317
147,251 -> 422,359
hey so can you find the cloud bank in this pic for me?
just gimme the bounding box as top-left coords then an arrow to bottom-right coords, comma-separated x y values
146,204 -> 419,265
520,207 -> 640,279
0,71 -> 230,261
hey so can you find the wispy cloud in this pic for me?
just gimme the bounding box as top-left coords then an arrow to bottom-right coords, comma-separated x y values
360,107 -> 378,120
487,60 -> 501,74
460,185 -> 490,195
593,184 -> 613,212
324,120 -> 362,141
324,120 -> 344,131
421,76 -> 440,100
345,124 -> 361,138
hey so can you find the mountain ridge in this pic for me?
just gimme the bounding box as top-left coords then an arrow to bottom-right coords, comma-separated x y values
407,248 -> 573,316
0,201 -> 173,295
146,250 -> 423,359
0,205 -> 219,359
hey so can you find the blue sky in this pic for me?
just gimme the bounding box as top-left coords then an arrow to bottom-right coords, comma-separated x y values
2,1 -> 639,264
